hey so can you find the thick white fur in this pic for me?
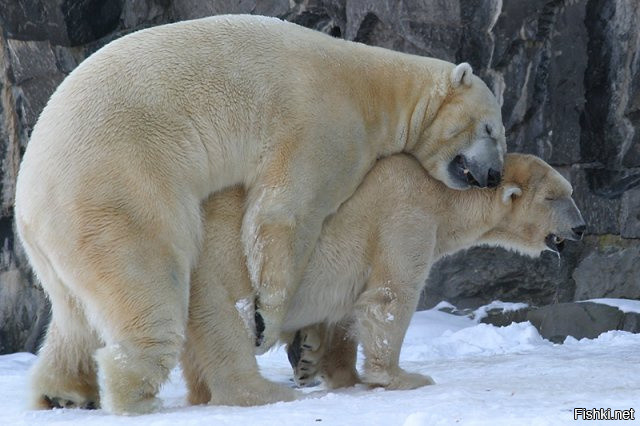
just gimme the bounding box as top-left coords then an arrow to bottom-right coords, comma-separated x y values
187,153 -> 584,397
15,15 -> 505,413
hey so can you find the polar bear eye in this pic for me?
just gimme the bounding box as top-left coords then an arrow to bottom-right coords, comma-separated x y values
485,124 -> 493,137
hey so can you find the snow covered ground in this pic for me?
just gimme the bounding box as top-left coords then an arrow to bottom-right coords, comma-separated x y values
1,303 -> 638,426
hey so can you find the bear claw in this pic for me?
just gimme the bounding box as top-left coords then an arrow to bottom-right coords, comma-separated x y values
254,310 -> 265,347
43,395 -> 97,410
287,331 -> 303,366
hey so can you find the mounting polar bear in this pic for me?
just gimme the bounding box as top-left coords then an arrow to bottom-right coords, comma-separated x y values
186,153 -> 585,404
14,15 -> 505,413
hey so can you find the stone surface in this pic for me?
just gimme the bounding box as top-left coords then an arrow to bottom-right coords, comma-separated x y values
526,302 -> 624,343
0,0 -> 639,353
480,302 -> 640,343
622,312 -> 640,333
572,240 -> 640,300
581,0 -> 640,170
421,244 -> 582,310
569,166 -> 622,235
0,0 -> 122,46
620,188 -> 640,238
478,306 -> 529,327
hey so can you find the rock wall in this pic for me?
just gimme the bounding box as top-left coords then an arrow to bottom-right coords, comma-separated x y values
0,0 -> 638,353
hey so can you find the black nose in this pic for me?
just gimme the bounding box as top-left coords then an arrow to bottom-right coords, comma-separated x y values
572,225 -> 586,239
487,168 -> 501,188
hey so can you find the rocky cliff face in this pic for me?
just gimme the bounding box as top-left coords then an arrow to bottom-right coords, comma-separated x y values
0,0 -> 638,353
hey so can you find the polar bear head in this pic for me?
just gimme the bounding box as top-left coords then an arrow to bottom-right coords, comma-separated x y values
483,153 -> 586,256
411,63 -> 506,190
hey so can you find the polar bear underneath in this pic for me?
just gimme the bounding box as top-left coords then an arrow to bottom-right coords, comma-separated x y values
185,153 -> 585,403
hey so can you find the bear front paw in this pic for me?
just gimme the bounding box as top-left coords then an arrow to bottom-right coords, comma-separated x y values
363,369 -> 435,391
286,330 -> 322,387
254,310 -> 266,347
253,303 -> 284,354
40,394 -> 98,410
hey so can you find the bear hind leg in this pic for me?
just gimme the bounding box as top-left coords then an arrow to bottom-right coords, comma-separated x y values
76,239 -> 193,415
185,272 -> 298,406
91,268 -> 189,415
30,316 -> 101,410
24,241 -> 101,410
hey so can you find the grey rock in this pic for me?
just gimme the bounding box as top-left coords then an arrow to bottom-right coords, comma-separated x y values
570,166 -> 622,235
0,0 -> 122,46
491,0 -> 588,166
573,240 -> 640,300
344,0 -> 461,61
483,301 -> 640,341
121,0 -> 173,30
0,216 -> 50,354
581,0 -> 640,170
621,312 -> 640,333
479,306 -> 530,327
421,242 -> 583,310
280,1 -> 345,37
0,0 -> 68,44
0,265 -> 50,354
480,302 -> 632,343
5,40 -> 66,138
527,302 -> 624,343
6,39 -> 59,85
170,0 -> 258,21
620,188 -> 640,238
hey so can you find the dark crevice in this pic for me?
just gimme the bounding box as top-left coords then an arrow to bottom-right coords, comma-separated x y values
580,0 -> 615,165
60,0 -> 123,46
505,0 -> 573,139
354,12 -> 380,44
283,8 -> 343,38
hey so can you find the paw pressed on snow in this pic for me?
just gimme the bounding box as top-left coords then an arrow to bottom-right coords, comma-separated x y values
254,301 -> 285,354
286,330 -> 323,387
363,368 -> 435,390
42,395 -> 97,410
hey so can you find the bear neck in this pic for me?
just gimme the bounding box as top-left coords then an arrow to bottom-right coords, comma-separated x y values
432,187 -> 506,259
343,56 -> 449,158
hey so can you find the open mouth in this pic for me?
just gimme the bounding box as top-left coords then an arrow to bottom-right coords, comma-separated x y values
545,234 -> 565,252
451,155 -> 480,187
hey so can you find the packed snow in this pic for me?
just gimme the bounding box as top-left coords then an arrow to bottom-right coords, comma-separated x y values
1,302 -> 638,425
468,300 -> 529,321
583,298 -> 640,314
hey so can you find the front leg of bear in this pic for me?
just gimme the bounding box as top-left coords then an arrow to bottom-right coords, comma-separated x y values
245,195 -> 322,353
243,131 -> 367,353
354,279 -> 434,390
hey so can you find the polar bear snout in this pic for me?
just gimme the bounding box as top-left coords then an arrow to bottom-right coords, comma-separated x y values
571,225 -> 586,240
448,149 -> 502,189
550,197 -> 586,244
547,222 -> 586,252
465,137 -> 503,188
486,168 -> 502,188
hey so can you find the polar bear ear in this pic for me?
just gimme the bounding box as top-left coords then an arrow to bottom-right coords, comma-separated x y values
451,63 -> 473,88
501,184 -> 522,205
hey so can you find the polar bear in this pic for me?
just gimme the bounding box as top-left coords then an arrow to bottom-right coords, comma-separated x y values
184,153 -> 585,402
15,15 -> 505,413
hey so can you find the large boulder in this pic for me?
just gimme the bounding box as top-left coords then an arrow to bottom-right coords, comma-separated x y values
479,301 -> 640,343
573,241 -> 640,300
